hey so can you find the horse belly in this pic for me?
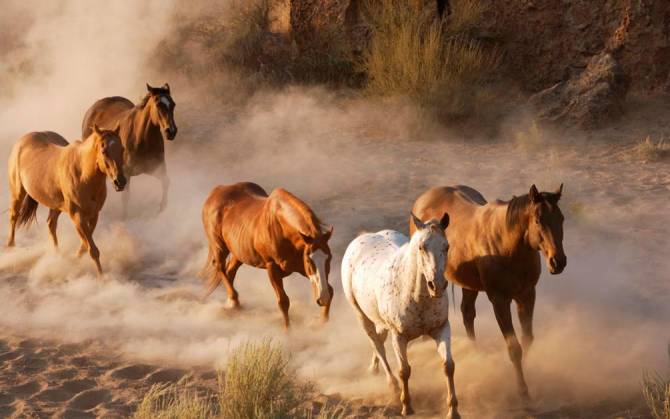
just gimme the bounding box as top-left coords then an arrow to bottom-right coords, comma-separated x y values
18,152 -> 65,210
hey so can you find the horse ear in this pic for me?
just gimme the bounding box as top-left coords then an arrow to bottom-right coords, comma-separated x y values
300,232 -> 314,244
146,83 -> 156,94
529,184 -> 541,203
113,123 -> 121,136
163,83 -> 170,92
555,183 -> 563,200
322,225 -> 333,241
411,212 -> 425,230
91,124 -> 101,136
439,212 -> 450,230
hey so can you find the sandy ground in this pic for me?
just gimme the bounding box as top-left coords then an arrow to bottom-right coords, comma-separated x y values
0,91 -> 668,418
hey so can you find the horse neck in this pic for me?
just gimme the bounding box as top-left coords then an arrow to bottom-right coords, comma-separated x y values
128,105 -> 162,147
394,242 -> 429,302
495,202 -> 533,255
73,139 -> 105,185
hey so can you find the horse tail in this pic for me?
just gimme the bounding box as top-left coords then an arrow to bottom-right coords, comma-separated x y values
199,240 -> 225,302
17,194 -> 38,228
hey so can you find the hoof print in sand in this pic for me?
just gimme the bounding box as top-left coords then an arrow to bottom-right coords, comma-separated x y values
110,363 -> 156,380
68,389 -> 111,410
146,368 -> 187,384
11,380 -> 43,398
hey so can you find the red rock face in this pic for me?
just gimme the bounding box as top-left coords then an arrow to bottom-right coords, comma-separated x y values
288,0 -> 670,93
482,0 -> 670,93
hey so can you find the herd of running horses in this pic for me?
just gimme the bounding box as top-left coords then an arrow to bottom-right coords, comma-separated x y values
6,84 -> 567,418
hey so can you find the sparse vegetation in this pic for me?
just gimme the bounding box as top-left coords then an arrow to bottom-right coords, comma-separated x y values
133,382 -> 216,419
633,136 -> 670,162
134,339 -> 330,419
218,339 -> 313,419
514,121 -> 545,151
642,345 -> 670,419
360,0 -> 500,120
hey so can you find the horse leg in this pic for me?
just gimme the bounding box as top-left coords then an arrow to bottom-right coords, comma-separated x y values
516,288 -> 536,352
71,211 -> 103,276
6,187 -> 26,247
432,323 -> 460,419
461,288 -> 478,341
47,209 -> 61,248
153,163 -> 169,213
267,264 -> 290,329
223,256 -> 242,308
391,332 -> 414,416
121,177 -> 131,219
355,313 -> 397,391
321,284 -> 334,322
489,292 -> 530,401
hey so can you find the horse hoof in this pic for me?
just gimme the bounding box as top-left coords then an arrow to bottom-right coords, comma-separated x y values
447,408 -> 461,419
369,364 -> 379,375
402,405 -> 414,416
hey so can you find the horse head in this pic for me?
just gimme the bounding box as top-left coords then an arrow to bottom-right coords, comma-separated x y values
527,184 -> 567,274
91,124 -> 126,191
146,83 -> 177,141
410,212 -> 450,298
300,226 -> 334,308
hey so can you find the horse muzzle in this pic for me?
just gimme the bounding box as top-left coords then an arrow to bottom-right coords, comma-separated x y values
113,177 -> 127,192
164,125 -> 177,141
548,254 -> 567,274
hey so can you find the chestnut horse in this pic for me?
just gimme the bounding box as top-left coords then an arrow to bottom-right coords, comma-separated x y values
411,184 -> 567,400
6,126 -> 126,275
201,182 -> 334,328
81,83 -> 177,216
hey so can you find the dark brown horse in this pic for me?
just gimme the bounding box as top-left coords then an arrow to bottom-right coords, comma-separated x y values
81,83 -> 177,216
201,182 -> 334,328
411,184 -> 566,400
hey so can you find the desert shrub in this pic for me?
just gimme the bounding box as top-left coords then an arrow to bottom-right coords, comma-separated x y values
154,0 -> 356,87
360,0 -> 500,120
633,136 -> 670,162
133,382 -> 217,419
218,338 -> 313,419
643,345 -> 670,419
134,339 -> 317,419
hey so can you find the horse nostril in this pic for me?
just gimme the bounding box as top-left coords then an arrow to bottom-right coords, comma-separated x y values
427,281 -> 436,291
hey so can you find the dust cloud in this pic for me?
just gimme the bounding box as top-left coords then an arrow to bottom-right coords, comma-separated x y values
0,1 -> 668,417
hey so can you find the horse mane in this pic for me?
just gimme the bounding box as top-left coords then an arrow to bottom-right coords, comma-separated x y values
137,87 -> 170,108
271,189 -> 326,237
505,194 -> 531,228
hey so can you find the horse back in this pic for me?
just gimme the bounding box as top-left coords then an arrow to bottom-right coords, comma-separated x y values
10,132 -> 72,208
411,185 -> 485,235
202,182 -> 270,267
81,96 -> 134,138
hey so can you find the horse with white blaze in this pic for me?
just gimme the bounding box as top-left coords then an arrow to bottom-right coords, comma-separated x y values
341,213 -> 459,418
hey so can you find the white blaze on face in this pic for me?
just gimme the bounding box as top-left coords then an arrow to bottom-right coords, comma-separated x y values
309,249 -> 329,303
159,96 -> 171,108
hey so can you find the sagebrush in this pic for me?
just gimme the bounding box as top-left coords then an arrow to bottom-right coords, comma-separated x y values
360,0 -> 500,119
134,339 -> 331,419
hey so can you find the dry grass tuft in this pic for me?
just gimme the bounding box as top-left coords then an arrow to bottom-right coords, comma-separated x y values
360,0 -> 500,120
134,339 -> 326,419
633,136 -> 670,162
642,345 -> 670,419
133,382 -> 216,419
218,338 -> 313,419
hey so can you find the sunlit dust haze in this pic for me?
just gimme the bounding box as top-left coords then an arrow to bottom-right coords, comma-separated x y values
0,1 -> 668,418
